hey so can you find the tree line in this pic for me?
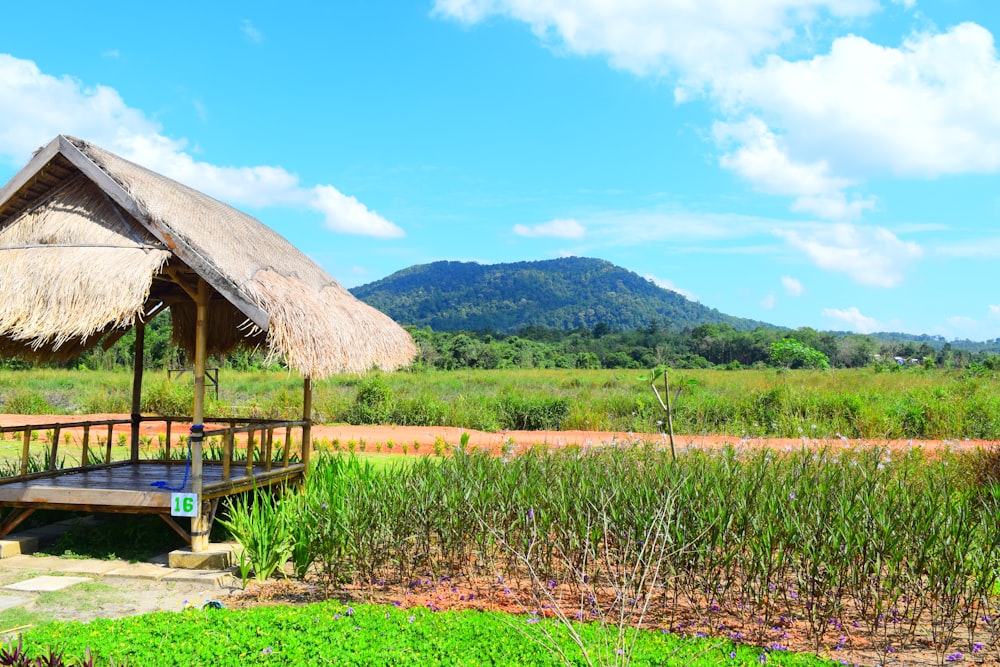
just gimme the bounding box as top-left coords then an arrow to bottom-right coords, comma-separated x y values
4,311 -> 999,373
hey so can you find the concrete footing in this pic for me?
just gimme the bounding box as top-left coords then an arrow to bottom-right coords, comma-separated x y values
168,544 -> 235,570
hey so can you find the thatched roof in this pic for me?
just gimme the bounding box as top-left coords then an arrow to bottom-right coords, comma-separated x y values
0,135 -> 416,377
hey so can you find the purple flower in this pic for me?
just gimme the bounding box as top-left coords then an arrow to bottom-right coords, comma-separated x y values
729,651 -> 737,660
262,647 -> 273,655
945,653 -> 963,662
973,644 -> 984,653
345,606 -> 354,616
757,652 -> 768,664
407,615 -> 415,623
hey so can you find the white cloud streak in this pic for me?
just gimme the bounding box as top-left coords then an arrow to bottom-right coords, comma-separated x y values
781,275 -> 804,296
242,19 -> 263,44
645,274 -> 698,301
513,218 -> 586,238
0,54 -> 404,239
822,306 -> 880,333
775,223 -> 922,288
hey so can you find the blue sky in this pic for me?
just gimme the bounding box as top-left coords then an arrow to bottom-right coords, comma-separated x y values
1,1 -> 999,339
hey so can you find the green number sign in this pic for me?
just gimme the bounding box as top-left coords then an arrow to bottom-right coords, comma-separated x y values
171,493 -> 199,517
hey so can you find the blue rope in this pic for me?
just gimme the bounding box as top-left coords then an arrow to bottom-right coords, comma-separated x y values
151,424 -> 199,491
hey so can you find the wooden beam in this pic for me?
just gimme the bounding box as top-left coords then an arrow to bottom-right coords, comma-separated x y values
190,277 -> 209,552
159,514 -> 192,544
0,138 -> 62,217
130,322 -> 145,462
302,377 -> 312,471
0,508 -> 35,537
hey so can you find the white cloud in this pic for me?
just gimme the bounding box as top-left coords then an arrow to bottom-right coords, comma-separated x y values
721,24 -> 1000,180
242,19 -> 263,44
714,117 -> 876,220
433,0 -> 877,79
513,218 -> 586,238
645,274 -> 698,301
781,275 -> 804,296
822,306 -> 880,333
0,54 -> 403,239
989,305 -> 1000,317
313,186 -> 404,238
760,292 -> 776,309
775,223 -> 922,287
435,4 -> 1000,219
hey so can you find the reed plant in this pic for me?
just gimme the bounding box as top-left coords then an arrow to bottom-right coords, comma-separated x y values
223,444 -> 1000,661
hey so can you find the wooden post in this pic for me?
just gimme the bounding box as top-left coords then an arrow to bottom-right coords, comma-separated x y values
301,376 -> 312,470
82,425 -> 90,467
20,429 -> 30,476
264,427 -> 273,472
190,278 -> 210,552
165,420 -> 172,461
282,425 -> 291,468
50,427 -> 61,471
105,423 -> 113,464
130,322 -> 145,462
222,431 -> 232,481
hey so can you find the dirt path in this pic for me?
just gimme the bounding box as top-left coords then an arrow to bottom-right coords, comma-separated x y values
0,414 -> 994,457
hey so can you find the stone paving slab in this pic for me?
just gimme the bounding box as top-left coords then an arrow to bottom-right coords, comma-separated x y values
41,559 -> 122,576
161,570 -> 235,586
0,555 -> 67,570
0,556 -> 234,587
102,562 -> 174,581
4,575 -> 91,592
0,595 -> 34,611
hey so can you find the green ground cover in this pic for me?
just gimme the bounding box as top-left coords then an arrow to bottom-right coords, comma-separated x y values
0,366 -> 998,439
22,602 -> 834,667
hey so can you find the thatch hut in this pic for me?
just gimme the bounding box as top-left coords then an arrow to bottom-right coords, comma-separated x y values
0,135 -> 415,553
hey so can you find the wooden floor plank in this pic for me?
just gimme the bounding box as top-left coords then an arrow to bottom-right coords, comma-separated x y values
0,462 -> 304,510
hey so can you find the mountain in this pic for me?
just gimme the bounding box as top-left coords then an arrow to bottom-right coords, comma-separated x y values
350,257 -> 773,333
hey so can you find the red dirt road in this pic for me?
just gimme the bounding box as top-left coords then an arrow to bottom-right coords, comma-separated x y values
0,414 -> 994,457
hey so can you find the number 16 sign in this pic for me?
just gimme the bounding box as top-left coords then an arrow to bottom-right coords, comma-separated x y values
171,493 -> 199,517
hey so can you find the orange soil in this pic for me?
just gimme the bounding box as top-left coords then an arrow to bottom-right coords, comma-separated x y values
0,413 -> 994,457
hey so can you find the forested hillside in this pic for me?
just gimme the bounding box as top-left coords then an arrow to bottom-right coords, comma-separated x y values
350,257 -> 771,333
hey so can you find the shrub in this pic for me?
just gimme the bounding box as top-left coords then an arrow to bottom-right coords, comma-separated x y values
3,390 -> 53,414
348,375 -> 395,425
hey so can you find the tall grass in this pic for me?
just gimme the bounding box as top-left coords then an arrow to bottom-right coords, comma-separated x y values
1,367 -> 999,438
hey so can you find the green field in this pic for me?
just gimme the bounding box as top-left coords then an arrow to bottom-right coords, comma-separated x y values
0,366 -> 997,440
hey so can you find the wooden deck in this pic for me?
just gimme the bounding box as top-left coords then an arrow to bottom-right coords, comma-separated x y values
0,415 -> 310,543
0,460 -> 305,512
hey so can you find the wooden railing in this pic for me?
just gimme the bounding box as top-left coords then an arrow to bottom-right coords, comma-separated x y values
0,415 -> 309,483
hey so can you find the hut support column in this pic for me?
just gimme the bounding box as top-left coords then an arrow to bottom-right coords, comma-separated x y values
130,322 -> 145,462
301,376 -> 312,470
190,278 -> 210,552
